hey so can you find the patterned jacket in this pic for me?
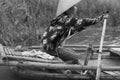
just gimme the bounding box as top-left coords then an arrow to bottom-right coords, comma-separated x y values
41,15 -> 104,54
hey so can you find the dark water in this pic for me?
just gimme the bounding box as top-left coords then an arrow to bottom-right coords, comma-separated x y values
0,66 -> 70,80
0,66 -> 23,80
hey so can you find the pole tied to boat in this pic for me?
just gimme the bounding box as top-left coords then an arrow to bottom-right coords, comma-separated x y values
96,11 -> 109,80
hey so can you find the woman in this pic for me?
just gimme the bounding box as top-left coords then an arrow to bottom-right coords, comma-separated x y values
41,6 -> 108,64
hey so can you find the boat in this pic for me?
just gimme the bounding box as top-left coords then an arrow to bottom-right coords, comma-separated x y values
0,44 -> 120,80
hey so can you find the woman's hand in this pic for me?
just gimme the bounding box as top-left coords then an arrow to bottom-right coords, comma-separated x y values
103,11 -> 109,19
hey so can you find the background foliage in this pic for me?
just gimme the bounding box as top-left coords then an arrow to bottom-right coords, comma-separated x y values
0,0 -> 120,46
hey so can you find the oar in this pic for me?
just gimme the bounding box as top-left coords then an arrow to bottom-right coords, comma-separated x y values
96,13 -> 108,80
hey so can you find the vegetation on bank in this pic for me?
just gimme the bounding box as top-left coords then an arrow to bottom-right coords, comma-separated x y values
0,0 -> 120,46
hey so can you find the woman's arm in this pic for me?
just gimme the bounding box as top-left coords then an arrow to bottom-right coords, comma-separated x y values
76,15 -> 104,27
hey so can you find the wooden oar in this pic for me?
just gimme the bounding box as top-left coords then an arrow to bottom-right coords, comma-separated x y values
96,16 -> 108,80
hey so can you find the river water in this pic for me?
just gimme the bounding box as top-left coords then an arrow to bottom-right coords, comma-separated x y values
0,66 -> 23,80
0,66 -> 67,80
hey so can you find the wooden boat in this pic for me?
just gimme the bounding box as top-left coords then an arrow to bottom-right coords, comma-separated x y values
0,44 -> 120,80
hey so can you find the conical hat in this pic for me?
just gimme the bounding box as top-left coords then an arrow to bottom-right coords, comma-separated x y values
56,0 -> 81,17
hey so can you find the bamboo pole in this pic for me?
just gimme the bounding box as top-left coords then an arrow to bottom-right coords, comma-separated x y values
64,45 -> 120,48
12,70 -> 120,79
72,47 -> 109,52
0,60 -> 120,71
17,70 -> 90,79
96,18 -> 108,80
0,60 -> 96,70
3,55 -> 63,63
10,68 -> 120,79
27,45 -> 120,50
